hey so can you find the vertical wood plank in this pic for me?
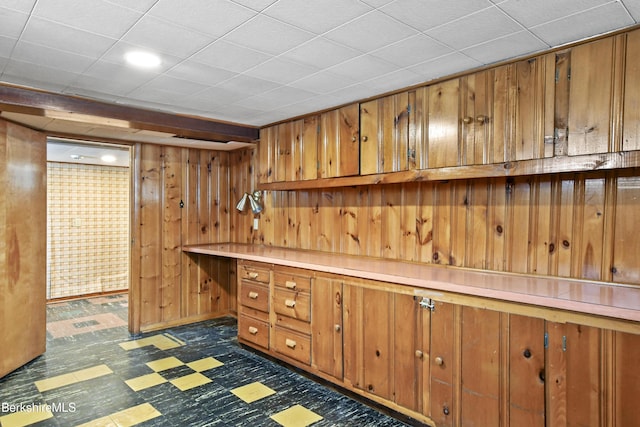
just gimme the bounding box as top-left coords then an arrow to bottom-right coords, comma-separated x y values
429,79 -> 460,168
393,294 -> 421,412
568,37 -> 614,156
381,184 -> 401,259
360,98 -> 380,175
614,330 -> 640,425
161,146 -> 182,323
612,174 -> 640,284
302,115 -> 319,180
508,178 -> 531,273
416,182 -> 434,263
432,181 -> 452,264
338,103 -> 360,177
341,187 -> 361,256
450,180 -> 467,267
466,180 -> 488,270
565,324 -> 602,425
400,183 -> 418,262
623,29 -> 640,151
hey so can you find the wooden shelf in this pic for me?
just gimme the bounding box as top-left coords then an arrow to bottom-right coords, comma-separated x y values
258,150 -> 640,190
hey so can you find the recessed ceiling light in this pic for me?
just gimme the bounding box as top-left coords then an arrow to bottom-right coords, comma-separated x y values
101,154 -> 117,163
125,51 -> 161,68
70,154 -> 84,160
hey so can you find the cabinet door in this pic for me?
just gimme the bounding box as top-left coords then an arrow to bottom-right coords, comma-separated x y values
319,104 -> 359,178
258,126 -> 275,184
311,277 -> 343,379
359,92 -> 410,175
343,285 -> 393,400
567,35 -> 625,156
301,115 -> 319,180
623,28 -> 640,151
430,301 -> 457,427
274,121 -> 292,182
428,79 -> 460,168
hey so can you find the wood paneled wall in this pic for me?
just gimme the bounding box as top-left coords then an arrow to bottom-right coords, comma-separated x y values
131,143 -> 257,332
255,170 -> 640,285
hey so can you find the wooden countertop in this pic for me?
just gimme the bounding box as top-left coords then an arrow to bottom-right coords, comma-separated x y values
182,243 -> 640,323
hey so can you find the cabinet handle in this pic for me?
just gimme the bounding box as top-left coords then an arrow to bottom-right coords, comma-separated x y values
248,326 -> 258,335
435,356 -> 444,366
351,136 -> 357,142
286,338 -> 297,349
463,116 -> 473,124
415,350 -> 423,359
334,324 -> 341,332
285,280 -> 297,289
285,299 -> 296,308
362,135 -> 368,142
248,272 -> 259,279
248,291 -> 259,299
476,115 -> 488,124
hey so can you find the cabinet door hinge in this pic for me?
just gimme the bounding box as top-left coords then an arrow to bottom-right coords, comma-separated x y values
544,332 -> 548,349
419,297 -> 435,311
562,335 -> 567,352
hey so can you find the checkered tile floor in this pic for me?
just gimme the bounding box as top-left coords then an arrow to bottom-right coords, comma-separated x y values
0,295 -> 414,427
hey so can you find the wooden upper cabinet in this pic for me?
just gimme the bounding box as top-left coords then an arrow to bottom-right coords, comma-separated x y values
319,103 -> 360,178
567,34 -> 625,156
623,28 -> 640,152
359,92 -> 411,175
259,116 -> 319,183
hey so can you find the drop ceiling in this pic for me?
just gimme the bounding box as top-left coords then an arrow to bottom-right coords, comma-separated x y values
1,0 -> 639,129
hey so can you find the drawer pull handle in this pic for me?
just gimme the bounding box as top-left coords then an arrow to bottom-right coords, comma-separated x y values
285,280 -> 297,289
286,338 -> 297,349
248,272 -> 259,279
285,299 -> 296,308
248,326 -> 258,335
415,350 -> 423,359
248,291 -> 259,299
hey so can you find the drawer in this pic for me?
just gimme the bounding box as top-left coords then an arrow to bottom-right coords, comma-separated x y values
239,263 -> 270,284
239,281 -> 269,312
273,288 -> 311,323
238,314 -> 269,349
273,327 -> 311,365
274,271 -> 311,293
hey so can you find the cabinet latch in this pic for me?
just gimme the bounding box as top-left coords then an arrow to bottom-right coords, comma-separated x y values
419,297 -> 435,311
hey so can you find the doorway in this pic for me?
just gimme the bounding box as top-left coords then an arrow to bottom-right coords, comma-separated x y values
46,138 -> 131,300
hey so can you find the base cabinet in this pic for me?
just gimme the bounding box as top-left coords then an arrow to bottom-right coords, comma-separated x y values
236,260 -> 640,427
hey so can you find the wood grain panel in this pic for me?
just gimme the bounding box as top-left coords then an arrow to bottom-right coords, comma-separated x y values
381,184 -> 401,259
302,115 -> 319,180
614,330 -> 640,425
393,294 -> 421,412
624,29 -> 640,151
565,323 -> 602,425
429,79 -> 460,168
161,146 -> 182,323
568,37 -> 615,156
612,174 -> 640,284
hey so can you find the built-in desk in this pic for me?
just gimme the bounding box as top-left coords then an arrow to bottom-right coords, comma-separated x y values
183,242 -> 640,426
182,242 -> 640,324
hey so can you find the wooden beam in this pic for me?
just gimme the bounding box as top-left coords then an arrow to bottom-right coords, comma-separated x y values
0,84 -> 259,143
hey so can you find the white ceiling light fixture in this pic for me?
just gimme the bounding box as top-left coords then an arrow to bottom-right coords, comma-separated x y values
101,154 -> 117,163
125,51 -> 161,69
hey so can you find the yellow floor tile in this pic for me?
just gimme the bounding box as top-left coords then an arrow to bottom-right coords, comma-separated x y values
34,364 -> 113,392
146,356 -> 184,372
231,381 -> 276,403
186,357 -> 223,372
110,402 -> 162,426
76,403 -> 161,427
118,334 -> 183,351
0,406 -> 53,427
125,373 -> 167,391
169,372 -> 212,391
270,404 -> 323,427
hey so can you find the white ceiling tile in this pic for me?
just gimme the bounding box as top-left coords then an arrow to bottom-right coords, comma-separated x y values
32,0 -> 144,39
3,59 -> 80,88
427,6 -> 523,50
243,57 -> 319,84
280,37 -> 360,69
229,0 -> 277,12
11,40 -> 96,73
380,0 -> 493,32
497,0 -> 614,27
462,30 -> 548,64
623,0 -> 640,22
364,68 -> 425,92
0,35 -> 17,57
80,61 -> 163,92
192,40 -> 272,72
288,70 -> 358,94
181,86 -> 246,110
122,15 -> 213,58
233,92 -> 292,111
166,61 -> 236,86
327,82 -> 380,104
361,0 -> 395,7
0,7 -> 29,38
149,0 -> 256,38
214,74 -> 280,96
408,52 -> 482,81
223,14 -> 315,55
327,54 -> 397,81
324,10 -> 418,52
531,2 -> 635,46
264,0 -> 373,34
20,16 -> 116,57
137,74 -> 210,97
0,0 -> 36,13
370,34 -> 453,67
257,85 -> 317,105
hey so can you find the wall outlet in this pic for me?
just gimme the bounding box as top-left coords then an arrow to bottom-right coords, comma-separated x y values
253,218 -> 259,230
